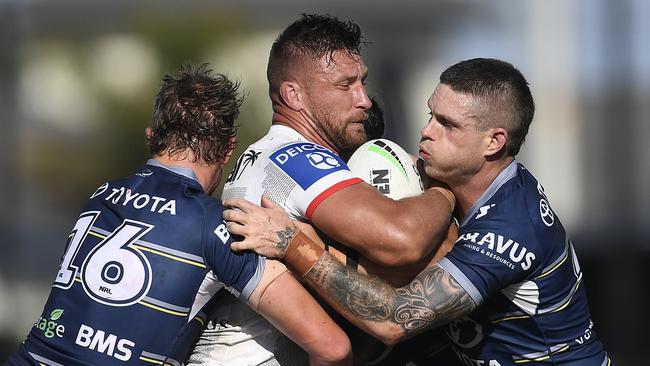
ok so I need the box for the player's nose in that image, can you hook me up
[354,86,372,110]
[421,119,439,141]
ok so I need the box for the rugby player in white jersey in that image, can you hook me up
[189,14,456,366]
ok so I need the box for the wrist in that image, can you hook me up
[284,231,326,277]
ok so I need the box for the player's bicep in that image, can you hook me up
[246,259,288,309]
[311,182,395,252]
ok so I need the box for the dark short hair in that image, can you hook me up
[364,96,385,140]
[440,58,535,156]
[148,64,243,164]
[267,13,366,92]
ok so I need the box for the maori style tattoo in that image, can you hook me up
[276,225,298,258]
[306,254,475,337]
[393,267,473,332]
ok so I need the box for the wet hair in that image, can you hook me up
[440,58,535,156]
[148,64,243,164]
[267,13,367,92]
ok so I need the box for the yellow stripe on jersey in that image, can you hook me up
[194,316,205,326]
[555,344,570,354]
[514,344,570,363]
[549,276,583,314]
[132,244,206,268]
[139,356,164,364]
[491,314,530,324]
[515,355,550,363]
[88,231,106,239]
[87,229,206,268]
[535,251,568,279]
[139,300,188,317]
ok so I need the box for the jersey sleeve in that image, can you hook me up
[203,200,264,301]
[266,142,362,219]
[438,225,538,307]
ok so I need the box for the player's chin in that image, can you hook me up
[424,164,450,182]
[419,158,438,176]
[346,126,368,146]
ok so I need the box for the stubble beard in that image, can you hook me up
[423,157,452,185]
[313,106,368,153]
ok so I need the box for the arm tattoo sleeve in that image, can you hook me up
[306,253,476,338]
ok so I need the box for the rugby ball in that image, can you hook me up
[347,139,424,199]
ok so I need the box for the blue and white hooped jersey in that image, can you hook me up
[439,161,611,365]
[6,161,263,366]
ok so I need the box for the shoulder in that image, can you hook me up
[183,191,225,223]
[268,142,350,186]
[458,164,567,269]
[224,126,308,185]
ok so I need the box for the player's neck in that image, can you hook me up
[153,153,221,195]
[451,156,514,220]
[272,104,341,154]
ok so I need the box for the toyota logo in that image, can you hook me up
[539,199,554,226]
[306,152,340,170]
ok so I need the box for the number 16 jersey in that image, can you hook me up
[5,160,264,366]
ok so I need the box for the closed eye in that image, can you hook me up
[434,114,455,129]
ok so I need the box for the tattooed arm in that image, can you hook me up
[302,250,475,345]
[225,197,476,345]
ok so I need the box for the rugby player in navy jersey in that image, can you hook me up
[3,64,352,366]
[225,58,613,365]
[189,14,459,366]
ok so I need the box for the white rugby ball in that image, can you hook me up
[347,139,424,199]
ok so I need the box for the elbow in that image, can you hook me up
[381,336,400,347]
[308,336,352,365]
[374,327,408,347]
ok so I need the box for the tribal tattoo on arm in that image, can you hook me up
[305,253,476,341]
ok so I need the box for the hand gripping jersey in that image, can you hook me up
[189,125,362,365]
[5,160,263,366]
[439,161,611,366]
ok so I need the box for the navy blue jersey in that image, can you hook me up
[5,160,263,366]
[439,161,610,366]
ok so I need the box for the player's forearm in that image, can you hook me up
[286,231,476,346]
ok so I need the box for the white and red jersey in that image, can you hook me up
[222,124,362,220]
[189,125,362,366]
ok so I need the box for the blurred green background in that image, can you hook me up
[1,1,648,364]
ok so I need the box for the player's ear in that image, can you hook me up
[223,137,237,165]
[484,127,508,157]
[279,80,303,111]
[145,127,154,140]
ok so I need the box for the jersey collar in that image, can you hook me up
[269,124,310,142]
[459,160,519,228]
[146,159,200,184]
